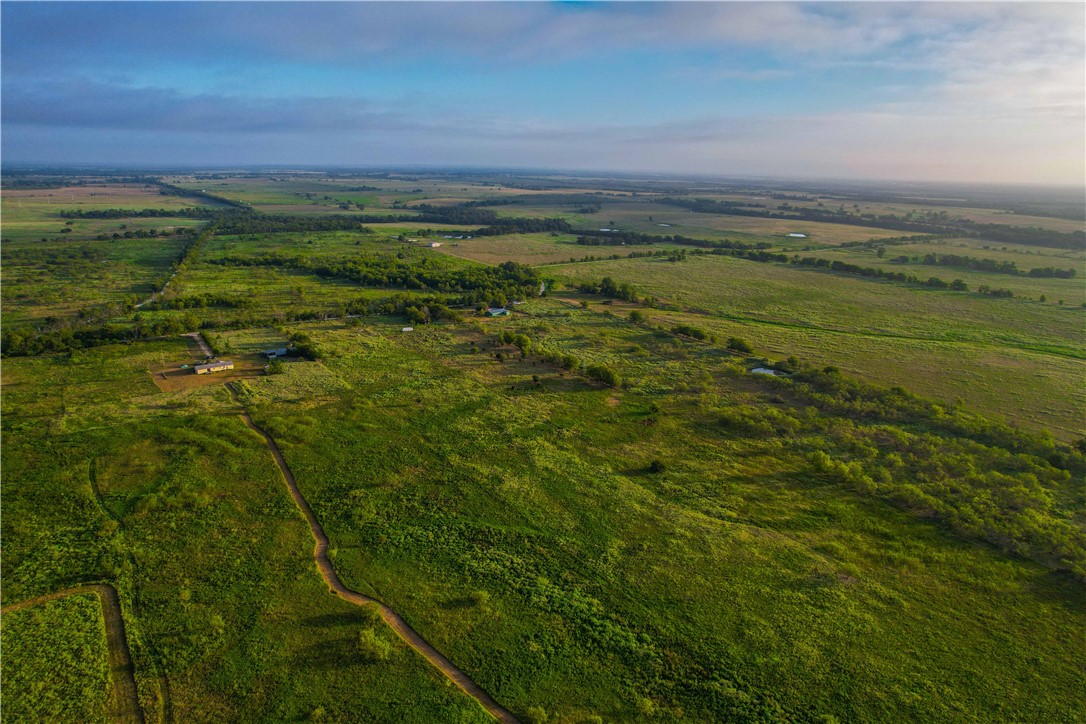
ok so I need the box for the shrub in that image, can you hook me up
[355,628,391,662]
[726,337,753,353]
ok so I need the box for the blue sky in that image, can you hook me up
[3,2,1083,184]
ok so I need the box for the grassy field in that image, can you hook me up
[806,246,1083,303]
[3,171,1084,721]
[549,255,1084,438]
[497,199,907,245]
[228,315,1085,721]
[1,235,189,328]
[1,593,112,722]
[0,341,492,722]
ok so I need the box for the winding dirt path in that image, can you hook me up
[2,583,144,723]
[181,332,213,357]
[229,387,518,723]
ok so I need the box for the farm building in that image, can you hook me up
[194,360,234,375]
[485,307,510,317]
[430,242,442,248]
[262,348,289,358]
[787,232,808,238]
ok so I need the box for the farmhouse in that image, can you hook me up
[194,360,234,375]
[485,307,510,317]
[430,242,443,248]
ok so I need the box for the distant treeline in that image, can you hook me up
[59,207,221,220]
[897,253,1077,278]
[155,182,251,209]
[207,253,542,305]
[575,230,770,251]
[658,197,1086,249]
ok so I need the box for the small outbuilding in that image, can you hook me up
[262,347,289,358]
[485,307,510,317]
[430,242,443,248]
[194,360,234,375]
[787,233,808,238]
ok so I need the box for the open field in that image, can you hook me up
[550,255,1084,356]
[496,199,907,245]
[809,249,1083,303]
[1,592,112,722]
[3,170,1084,720]
[239,316,1084,721]
[549,255,1085,438]
[433,232,688,266]
[0,340,493,722]
[1,235,188,328]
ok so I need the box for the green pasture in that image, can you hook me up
[550,255,1084,356]
[227,316,1085,722]
[1,235,188,328]
[0,342,492,723]
[810,246,1083,303]
[1,593,112,723]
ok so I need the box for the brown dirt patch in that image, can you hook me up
[149,353,266,392]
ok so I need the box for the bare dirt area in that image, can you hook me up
[150,353,266,393]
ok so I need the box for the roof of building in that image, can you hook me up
[195,360,234,372]
[485,307,510,316]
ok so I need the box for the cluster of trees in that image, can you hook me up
[759,365,1086,578]
[575,230,769,251]
[156,182,250,209]
[92,228,187,241]
[564,249,688,264]
[208,253,542,306]
[211,213,380,235]
[141,292,249,311]
[898,252,1077,278]
[493,329,622,387]
[790,256,971,291]
[574,276,639,303]
[59,207,222,220]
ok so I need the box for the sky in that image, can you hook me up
[2,1,1084,185]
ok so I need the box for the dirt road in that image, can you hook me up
[230,388,518,723]
[2,583,144,723]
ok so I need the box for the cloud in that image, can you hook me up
[3,79,419,134]
[2,2,1082,184]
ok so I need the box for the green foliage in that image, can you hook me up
[356,628,393,662]
[726,337,754,353]
[1,594,111,721]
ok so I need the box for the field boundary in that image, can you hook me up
[2,583,144,723]
[227,384,519,724]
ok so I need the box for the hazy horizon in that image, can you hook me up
[3,2,1084,186]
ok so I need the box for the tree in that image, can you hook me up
[726,337,753,354]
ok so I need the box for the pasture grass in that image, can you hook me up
[1,593,112,723]
[230,316,1085,722]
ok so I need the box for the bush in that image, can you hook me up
[726,337,753,353]
[356,628,392,662]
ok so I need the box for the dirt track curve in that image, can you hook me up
[2,583,144,723]
[230,386,518,723]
